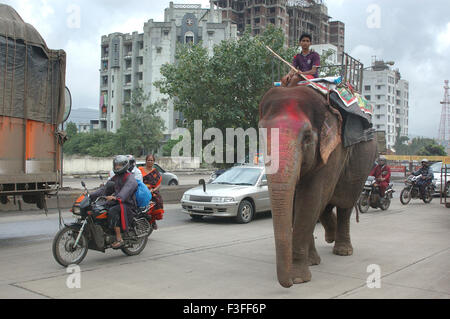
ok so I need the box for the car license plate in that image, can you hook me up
[192,205,204,210]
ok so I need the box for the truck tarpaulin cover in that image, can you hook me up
[0,4,66,124]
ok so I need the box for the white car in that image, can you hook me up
[136,162,179,186]
[181,165,270,223]
[430,162,450,195]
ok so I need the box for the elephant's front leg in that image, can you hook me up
[291,190,322,283]
[333,207,353,256]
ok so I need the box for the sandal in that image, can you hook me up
[111,240,124,249]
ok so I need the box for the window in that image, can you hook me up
[111,121,113,129]
[364,85,371,91]
[365,95,371,100]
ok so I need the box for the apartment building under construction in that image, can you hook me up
[213,0,344,56]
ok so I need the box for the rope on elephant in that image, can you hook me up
[354,204,360,223]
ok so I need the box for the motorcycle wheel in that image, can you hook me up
[358,194,370,213]
[121,232,148,256]
[52,226,88,267]
[422,189,433,204]
[380,198,391,210]
[400,188,412,205]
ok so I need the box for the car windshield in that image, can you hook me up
[212,167,262,186]
[431,162,450,173]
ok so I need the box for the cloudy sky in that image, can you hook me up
[1,0,449,138]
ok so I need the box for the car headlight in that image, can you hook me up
[182,194,190,201]
[211,196,235,203]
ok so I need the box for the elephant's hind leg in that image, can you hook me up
[333,207,354,256]
[319,204,337,244]
[308,235,321,266]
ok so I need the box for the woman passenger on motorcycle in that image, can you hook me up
[138,154,164,229]
[91,155,138,249]
[412,159,434,197]
[369,155,391,198]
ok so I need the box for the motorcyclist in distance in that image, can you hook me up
[369,155,391,200]
[411,159,434,198]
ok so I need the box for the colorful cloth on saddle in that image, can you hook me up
[333,87,373,115]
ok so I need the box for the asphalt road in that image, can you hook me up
[0,184,449,299]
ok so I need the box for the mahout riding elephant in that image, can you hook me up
[258,86,377,288]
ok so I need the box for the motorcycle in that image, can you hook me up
[357,176,395,213]
[52,181,154,267]
[400,175,435,205]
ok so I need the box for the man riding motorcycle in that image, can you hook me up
[411,159,434,198]
[91,155,138,249]
[369,155,391,199]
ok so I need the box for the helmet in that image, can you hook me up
[113,155,130,175]
[421,158,429,166]
[378,155,387,164]
[126,154,136,172]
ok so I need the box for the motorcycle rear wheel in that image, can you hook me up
[358,194,370,213]
[400,189,411,205]
[121,233,148,256]
[52,226,88,267]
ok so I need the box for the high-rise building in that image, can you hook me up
[329,20,344,62]
[214,0,342,48]
[362,59,409,150]
[213,0,289,40]
[99,2,237,134]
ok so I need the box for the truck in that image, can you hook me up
[0,4,70,210]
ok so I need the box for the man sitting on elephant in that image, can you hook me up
[281,33,321,87]
[369,155,391,199]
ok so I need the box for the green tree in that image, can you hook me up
[417,143,447,156]
[318,48,341,78]
[65,121,77,138]
[116,87,166,156]
[155,24,296,134]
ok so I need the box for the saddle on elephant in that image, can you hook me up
[277,71,375,154]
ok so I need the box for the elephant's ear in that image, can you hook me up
[320,111,341,164]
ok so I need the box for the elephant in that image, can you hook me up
[258,85,377,288]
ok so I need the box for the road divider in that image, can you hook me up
[0,185,195,212]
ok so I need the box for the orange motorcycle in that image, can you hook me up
[52,181,154,267]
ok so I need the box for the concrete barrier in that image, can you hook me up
[0,185,194,212]
[63,155,201,175]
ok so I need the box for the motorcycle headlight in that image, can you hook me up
[72,206,81,215]
[211,196,235,203]
[182,194,190,201]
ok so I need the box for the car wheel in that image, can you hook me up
[235,200,254,224]
[168,180,178,186]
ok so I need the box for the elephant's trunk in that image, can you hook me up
[265,124,304,288]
